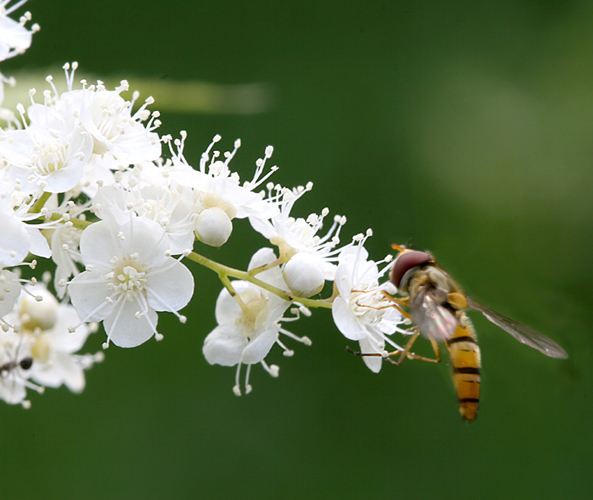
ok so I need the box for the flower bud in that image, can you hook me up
[195,207,233,247]
[283,253,325,297]
[20,288,59,331]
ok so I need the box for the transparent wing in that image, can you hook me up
[411,286,458,341]
[466,298,568,359]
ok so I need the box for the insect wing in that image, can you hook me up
[411,286,458,341]
[466,298,568,359]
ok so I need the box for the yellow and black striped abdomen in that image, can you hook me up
[445,313,481,422]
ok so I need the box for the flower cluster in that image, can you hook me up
[0,281,101,407]
[0,1,411,406]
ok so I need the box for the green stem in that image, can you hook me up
[186,250,333,310]
[248,257,284,276]
[47,213,93,231]
[28,191,52,214]
[27,192,94,231]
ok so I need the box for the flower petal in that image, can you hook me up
[241,328,277,364]
[332,297,368,341]
[103,299,158,348]
[203,325,247,366]
[358,336,384,373]
[146,260,194,312]
[69,271,112,322]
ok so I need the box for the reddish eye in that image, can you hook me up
[390,251,432,288]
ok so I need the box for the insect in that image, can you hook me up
[0,356,33,376]
[388,244,568,422]
[0,332,35,406]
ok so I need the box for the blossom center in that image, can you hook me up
[94,92,131,142]
[349,287,386,324]
[111,263,147,300]
[33,141,67,176]
[31,333,51,363]
[235,289,267,333]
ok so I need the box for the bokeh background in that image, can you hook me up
[2,1,592,498]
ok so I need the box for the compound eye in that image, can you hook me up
[390,251,432,288]
[19,357,33,370]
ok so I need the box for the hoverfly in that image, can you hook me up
[388,244,568,422]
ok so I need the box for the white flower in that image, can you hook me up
[203,247,311,395]
[0,195,30,267]
[332,234,404,373]
[0,268,22,318]
[76,153,116,198]
[0,329,33,406]
[92,183,196,255]
[0,2,38,127]
[0,1,39,63]
[167,133,279,247]
[13,284,99,393]
[49,225,82,298]
[0,102,93,193]
[68,216,194,348]
[0,189,52,262]
[250,184,347,290]
[6,62,162,190]
[0,283,101,406]
[54,65,162,165]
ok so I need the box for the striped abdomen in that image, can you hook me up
[445,313,481,422]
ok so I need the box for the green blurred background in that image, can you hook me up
[2,1,592,498]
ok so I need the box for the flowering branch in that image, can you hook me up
[0,0,409,406]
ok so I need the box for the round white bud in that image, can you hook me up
[195,207,233,247]
[283,253,325,298]
[20,288,59,331]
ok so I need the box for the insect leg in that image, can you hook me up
[378,291,412,320]
[346,330,441,365]
[345,346,382,357]
[383,331,440,365]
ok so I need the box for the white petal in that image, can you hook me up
[80,217,169,270]
[0,379,27,405]
[247,247,286,289]
[49,307,91,353]
[122,218,170,265]
[69,271,112,322]
[248,247,277,269]
[332,297,367,341]
[31,352,85,392]
[358,336,384,373]
[203,325,247,366]
[214,283,248,325]
[26,226,51,259]
[103,300,157,348]
[0,215,29,266]
[241,328,277,364]
[146,260,194,312]
[78,220,122,268]
[0,270,21,317]
[248,216,276,240]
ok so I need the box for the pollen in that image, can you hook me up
[33,140,66,176]
[112,262,147,300]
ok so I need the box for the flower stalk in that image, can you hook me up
[0,0,404,404]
